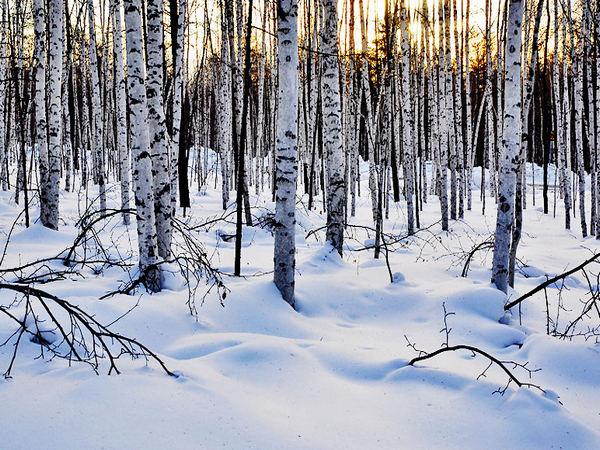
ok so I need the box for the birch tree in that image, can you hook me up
[400,0,415,235]
[33,0,49,226]
[274,0,299,307]
[438,0,449,231]
[0,0,6,192]
[87,0,107,214]
[124,0,161,291]
[491,0,524,294]
[358,0,378,228]
[44,0,64,230]
[170,0,187,211]
[218,3,231,210]
[146,0,172,258]
[322,0,345,255]
[566,0,587,237]
[552,0,571,230]
[112,0,130,225]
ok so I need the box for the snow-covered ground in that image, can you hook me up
[1,162,599,449]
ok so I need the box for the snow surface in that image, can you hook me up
[1,161,599,450]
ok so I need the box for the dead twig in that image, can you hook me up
[0,283,176,378]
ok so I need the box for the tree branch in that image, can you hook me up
[504,252,600,311]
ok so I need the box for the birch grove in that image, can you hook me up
[1,0,599,298]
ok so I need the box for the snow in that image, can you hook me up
[1,161,600,449]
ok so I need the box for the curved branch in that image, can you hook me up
[408,344,524,387]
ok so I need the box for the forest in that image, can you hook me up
[1,0,600,448]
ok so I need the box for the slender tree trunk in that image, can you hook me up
[147,0,172,258]
[33,0,49,226]
[0,0,6,193]
[233,0,253,276]
[567,2,587,237]
[323,0,344,255]
[218,5,231,210]
[274,0,298,307]
[87,0,106,214]
[492,0,523,294]
[553,0,571,230]
[358,0,377,229]
[438,0,449,231]
[465,0,473,211]
[44,0,64,230]
[400,0,415,234]
[112,0,130,225]
[124,0,161,291]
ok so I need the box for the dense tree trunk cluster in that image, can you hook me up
[0,0,599,300]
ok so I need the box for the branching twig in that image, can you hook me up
[461,239,494,278]
[440,302,455,347]
[408,344,544,394]
[0,283,176,378]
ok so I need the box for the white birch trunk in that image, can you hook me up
[274,0,299,307]
[596,5,600,238]
[568,5,586,237]
[445,0,457,220]
[87,0,106,214]
[583,3,595,236]
[452,0,464,219]
[124,0,161,291]
[322,0,344,255]
[218,13,231,210]
[553,0,571,229]
[358,0,377,227]
[347,0,357,217]
[80,31,91,189]
[147,0,172,258]
[46,0,63,230]
[400,0,415,234]
[61,12,72,193]
[34,0,49,226]
[464,0,472,211]
[438,0,449,230]
[171,0,187,211]
[255,1,267,196]
[420,0,429,205]
[491,0,523,294]
[0,0,6,192]
[112,0,130,225]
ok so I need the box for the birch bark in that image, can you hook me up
[87,0,107,214]
[0,0,5,192]
[323,0,344,255]
[553,0,571,229]
[400,0,415,234]
[146,0,172,258]
[438,0,449,230]
[274,0,299,307]
[170,0,187,210]
[567,2,587,237]
[112,0,130,225]
[491,0,523,294]
[218,6,231,210]
[358,0,377,227]
[464,0,473,211]
[33,0,49,226]
[46,0,64,230]
[124,0,161,291]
